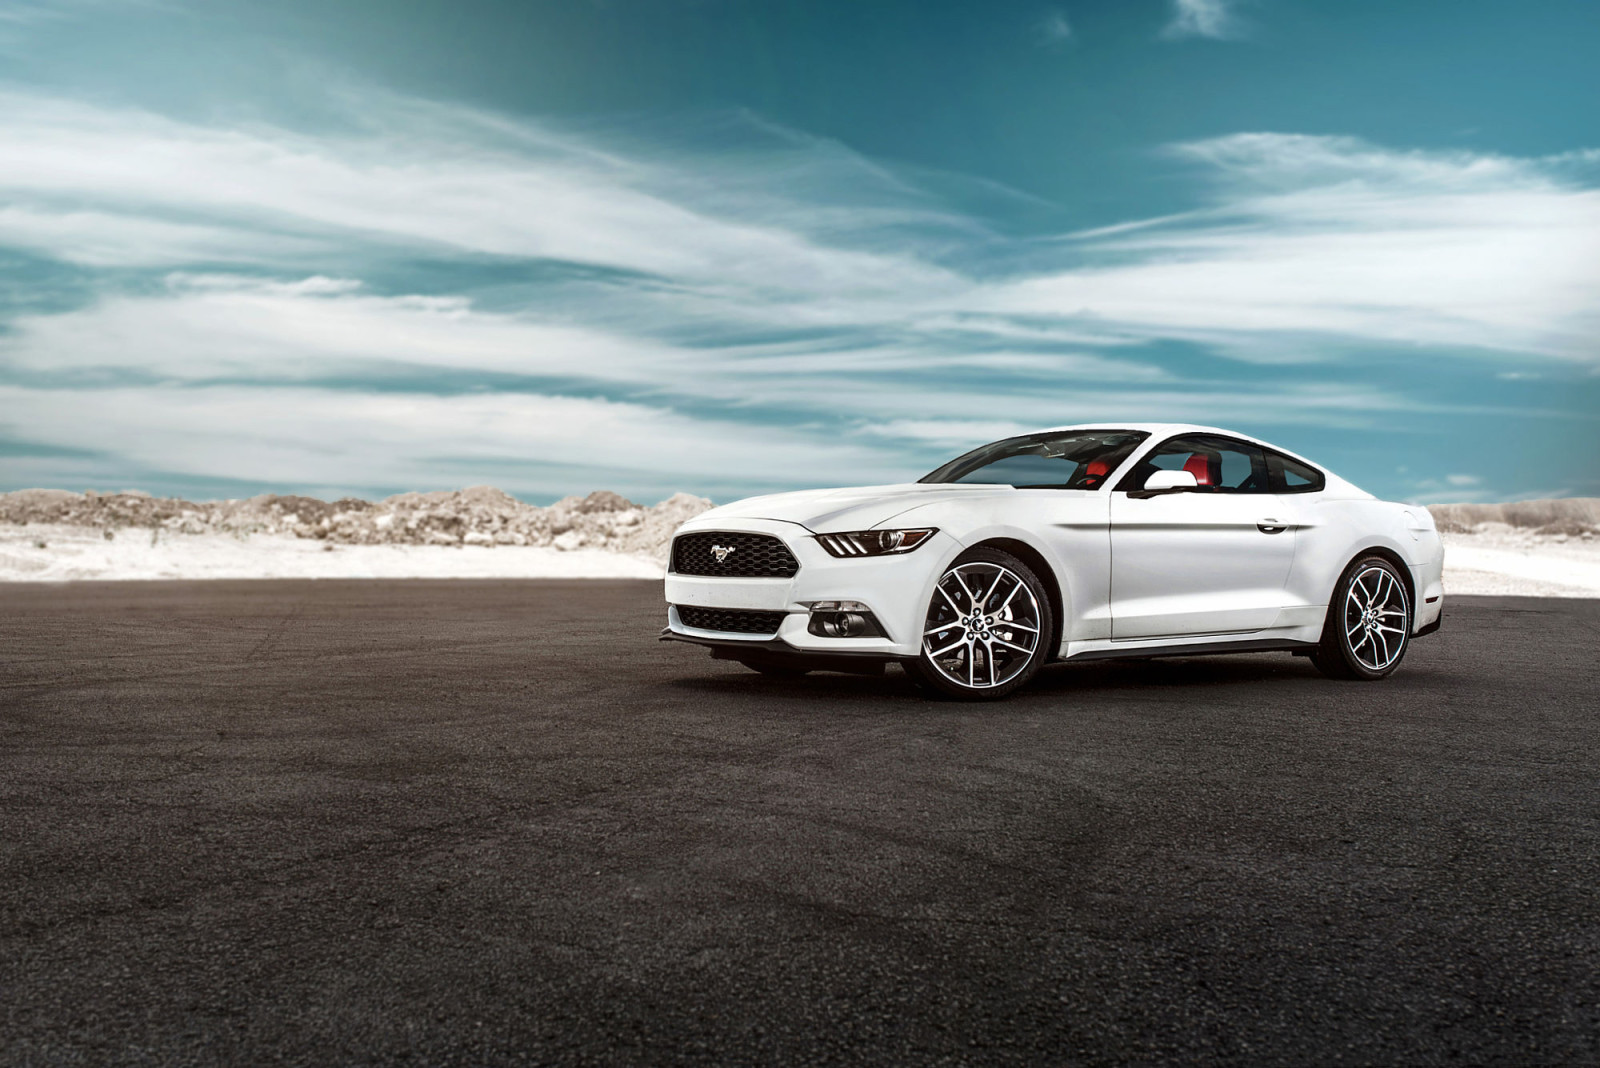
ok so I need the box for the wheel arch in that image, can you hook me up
[966,537,1066,661]
[1329,544,1417,632]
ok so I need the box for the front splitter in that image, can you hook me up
[659,627,911,675]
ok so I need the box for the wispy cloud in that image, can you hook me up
[983,134,1600,362]
[0,91,968,300]
[0,87,1595,500]
[1162,0,1244,40]
[1037,9,1073,47]
[0,383,907,502]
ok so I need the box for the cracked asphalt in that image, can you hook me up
[1,580,1596,1065]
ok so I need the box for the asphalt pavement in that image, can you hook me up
[1,580,1596,1066]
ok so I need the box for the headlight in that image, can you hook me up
[815,528,937,557]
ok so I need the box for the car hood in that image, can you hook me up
[690,483,1020,532]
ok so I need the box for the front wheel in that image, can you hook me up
[906,547,1053,700]
[1311,555,1413,680]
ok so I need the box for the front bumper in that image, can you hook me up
[1410,550,1445,637]
[662,518,959,658]
[659,628,908,673]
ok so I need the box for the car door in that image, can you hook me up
[1109,434,1297,639]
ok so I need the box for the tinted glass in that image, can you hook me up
[1117,435,1270,494]
[1267,451,1326,493]
[921,430,1148,489]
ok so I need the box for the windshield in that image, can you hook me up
[919,430,1148,489]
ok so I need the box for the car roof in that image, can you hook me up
[1030,422,1258,441]
[950,422,1370,498]
[1027,422,1322,466]
[1030,422,1336,476]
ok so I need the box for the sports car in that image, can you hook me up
[661,424,1444,699]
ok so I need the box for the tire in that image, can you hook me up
[906,546,1054,701]
[1311,555,1413,680]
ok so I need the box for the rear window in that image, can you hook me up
[1267,451,1326,493]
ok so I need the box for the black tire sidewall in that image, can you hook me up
[909,546,1054,701]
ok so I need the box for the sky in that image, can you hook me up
[0,0,1597,505]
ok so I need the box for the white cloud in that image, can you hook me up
[0,384,906,499]
[0,269,1437,496]
[0,91,961,302]
[0,273,692,383]
[0,87,1597,498]
[3,92,1595,370]
[1162,0,1243,40]
[981,134,1600,362]
[1038,9,1073,45]
[0,205,327,267]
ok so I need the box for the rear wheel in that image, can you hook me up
[907,547,1053,700]
[1312,555,1412,680]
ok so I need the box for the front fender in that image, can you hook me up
[922,520,1101,652]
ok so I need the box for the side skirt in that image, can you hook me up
[1064,637,1320,663]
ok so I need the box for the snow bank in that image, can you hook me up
[0,486,712,557]
[0,485,712,581]
[0,525,664,581]
[2,488,1597,594]
[1428,498,1600,535]
[1439,531,1600,598]
[0,486,712,581]
[1426,499,1600,597]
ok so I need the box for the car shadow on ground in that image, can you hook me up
[1030,653,1323,692]
[667,652,1331,703]
[666,665,922,705]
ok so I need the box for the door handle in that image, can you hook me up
[1257,519,1288,535]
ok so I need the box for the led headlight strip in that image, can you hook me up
[814,528,937,557]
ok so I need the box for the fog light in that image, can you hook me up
[828,613,867,637]
[807,602,886,639]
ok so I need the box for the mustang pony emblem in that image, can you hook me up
[710,544,735,563]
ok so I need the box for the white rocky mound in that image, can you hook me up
[0,487,712,581]
[1427,498,1600,598]
[1,489,1597,593]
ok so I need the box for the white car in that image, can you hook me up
[662,423,1444,699]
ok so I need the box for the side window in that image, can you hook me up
[1117,435,1271,494]
[1267,450,1326,493]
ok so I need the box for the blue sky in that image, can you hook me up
[0,0,1596,505]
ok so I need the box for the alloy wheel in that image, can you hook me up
[1341,564,1409,672]
[921,561,1044,691]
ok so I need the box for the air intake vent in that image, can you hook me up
[671,532,799,578]
[675,606,787,635]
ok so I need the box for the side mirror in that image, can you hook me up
[1128,469,1198,499]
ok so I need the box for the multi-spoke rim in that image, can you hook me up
[1342,565,1409,672]
[921,562,1042,690]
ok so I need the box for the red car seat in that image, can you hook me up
[1182,452,1220,486]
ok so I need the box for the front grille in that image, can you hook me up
[675,606,787,635]
[671,532,799,578]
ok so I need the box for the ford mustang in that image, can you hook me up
[661,424,1444,699]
